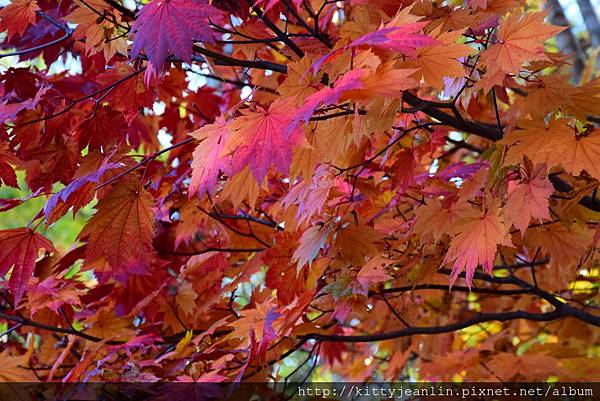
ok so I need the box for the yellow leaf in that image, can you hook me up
[175,330,193,356]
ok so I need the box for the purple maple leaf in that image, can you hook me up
[130,0,222,67]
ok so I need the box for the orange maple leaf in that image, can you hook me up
[443,206,511,286]
[480,12,564,84]
[411,30,474,90]
[503,163,554,234]
[501,118,572,167]
[550,126,600,180]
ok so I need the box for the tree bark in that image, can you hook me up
[546,0,586,82]
[576,0,600,47]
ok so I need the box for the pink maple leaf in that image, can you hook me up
[130,0,222,68]
[228,98,302,182]
[287,69,368,136]
[349,23,437,54]
[312,23,437,72]
[188,116,231,197]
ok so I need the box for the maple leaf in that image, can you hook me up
[315,21,437,72]
[282,164,334,225]
[262,231,301,303]
[414,199,469,242]
[95,63,154,124]
[480,12,564,82]
[550,126,600,180]
[289,69,368,132]
[0,0,39,40]
[334,224,381,265]
[227,98,302,183]
[503,162,553,234]
[292,223,332,269]
[563,77,600,121]
[0,85,48,124]
[0,228,55,304]
[79,178,155,279]
[224,301,279,350]
[288,67,417,135]
[173,200,205,247]
[27,276,81,316]
[86,310,136,341]
[312,117,352,163]
[487,352,567,381]
[411,30,474,90]
[355,255,393,294]
[514,75,574,118]
[443,205,512,286]
[44,161,120,224]
[0,141,19,188]
[220,166,262,208]
[255,0,302,11]
[351,66,420,99]
[349,23,437,55]
[523,223,592,276]
[130,0,222,67]
[501,118,572,167]
[66,0,127,60]
[76,105,128,150]
[189,116,230,197]
[0,350,37,381]
[277,56,320,102]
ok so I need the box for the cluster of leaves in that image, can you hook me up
[0,0,598,383]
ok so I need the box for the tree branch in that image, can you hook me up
[0,12,73,59]
[303,309,565,342]
[192,45,287,73]
[245,0,305,58]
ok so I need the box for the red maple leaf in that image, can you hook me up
[0,228,55,304]
[0,0,39,40]
[76,106,128,150]
[130,0,222,68]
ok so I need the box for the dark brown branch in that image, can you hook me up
[549,174,600,212]
[281,0,333,48]
[158,247,265,256]
[373,284,530,297]
[437,267,600,328]
[95,137,194,190]
[245,0,305,58]
[104,0,137,20]
[0,12,73,59]
[303,309,565,342]
[402,92,502,141]
[17,68,146,127]
[0,310,108,344]
[192,45,287,73]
